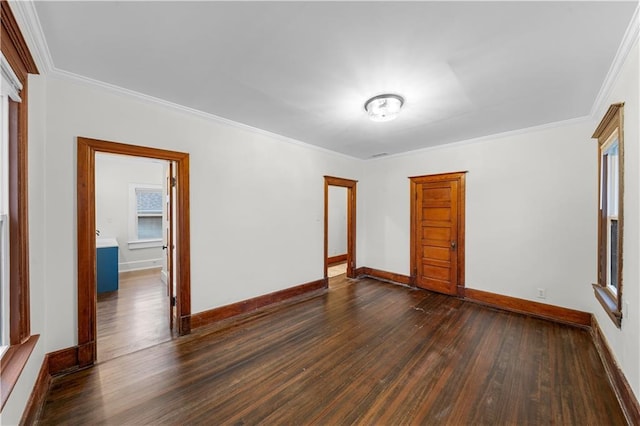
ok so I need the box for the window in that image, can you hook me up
[592,103,624,328]
[0,0,40,409]
[136,188,163,239]
[0,76,10,355]
[1,51,22,353]
[128,184,163,249]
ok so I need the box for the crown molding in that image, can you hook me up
[590,3,639,119]
[9,0,638,162]
[49,69,362,162]
[7,0,53,74]
[6,2,360,161]
[370,115,593,162]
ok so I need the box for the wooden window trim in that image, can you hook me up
[0,0,39,411]
[592,102,624,328]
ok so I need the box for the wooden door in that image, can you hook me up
[411,172,466,296]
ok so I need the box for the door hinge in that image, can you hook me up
[171,177,177,188]
[171,296,176,307]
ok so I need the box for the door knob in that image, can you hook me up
[451,241,457,250]
[162,245,168,250]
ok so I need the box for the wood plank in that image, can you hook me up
[37,278,624,425]
[97,270,172,363]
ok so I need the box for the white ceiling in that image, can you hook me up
[32,1,637,159]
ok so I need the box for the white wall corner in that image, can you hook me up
[590,3,640,120]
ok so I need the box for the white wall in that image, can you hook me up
[361,120,597,312]
[328,186,347,257]
[32,75,363,355]
[589,38,640,402]
[95,154,164,272]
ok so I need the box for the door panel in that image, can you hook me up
[412,173,465,296]
[422,207,451,221]
[423,187,452,201]
[422,226,450,241]
[424,264,451,280]
[423,246,451,261]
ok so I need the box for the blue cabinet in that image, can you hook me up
[97,239,119,293]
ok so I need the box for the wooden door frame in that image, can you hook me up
[324,176,357,280]
[77,137,191,367]
[410,171,466,296]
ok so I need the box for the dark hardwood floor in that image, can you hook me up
[97,268,173,362]
[39,276,624,425]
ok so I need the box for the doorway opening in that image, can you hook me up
[94,153,173,362]
[410,172,466,296]
[327,185,348,280]
[77,137,191,367]
[324,176,357,287]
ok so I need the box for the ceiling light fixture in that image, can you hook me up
[364,94,404,122]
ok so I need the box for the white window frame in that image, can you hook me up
[601,131,619,296]
[0,214,9,357]
[0,51,21,354]
[128,183,163,249]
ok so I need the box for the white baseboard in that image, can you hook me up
[119,258,163,272]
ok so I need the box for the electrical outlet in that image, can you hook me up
[537,288,546,299]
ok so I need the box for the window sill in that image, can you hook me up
[0,334,39,410]
[128,239,162,250]
[592,284,622,328]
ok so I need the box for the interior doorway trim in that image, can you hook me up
[410,171,466,296]
[77,137,191,367]
[324,176,357,279]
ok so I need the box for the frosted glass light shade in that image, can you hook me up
[364,94,404,122]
